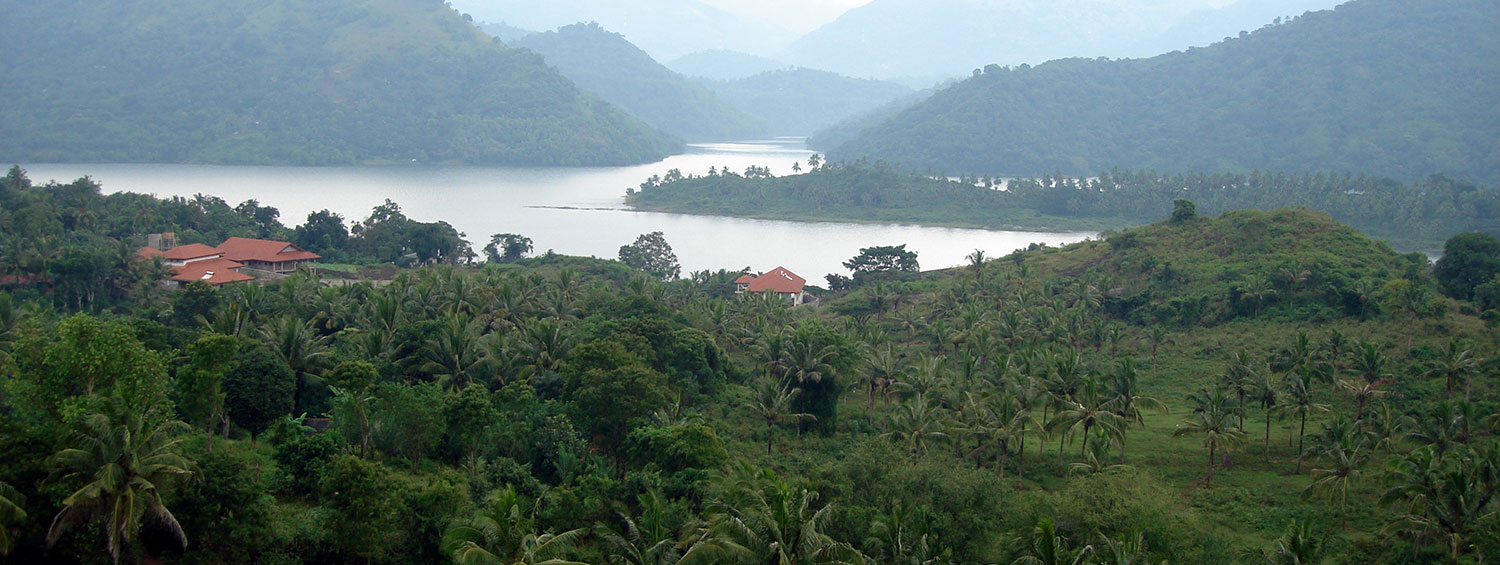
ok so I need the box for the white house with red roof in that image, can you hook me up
[734,267,818,307]
[138,236,320,287]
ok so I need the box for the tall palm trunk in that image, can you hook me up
[766,422,774,455]
[1295,412,1307,473]
[1017,435,1026,489]
[996,440,1006,481]
[1207,442,1216,487]
[1264,411,1272,464]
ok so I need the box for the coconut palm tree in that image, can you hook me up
[884,394,949,457]
[46,396,196,564]
[421,315,496,391]
[1050,376,1126,464]
[1379,445,1500,564]
[444,489,587,565]
[778,332,837,386]
[1245,520,1325,565]
[1276,368,1329,473]
[260,315,330,381]
[1252,367,1281,464]
[1173,387,1247,487]
[1010,375,1047,487]
[1302,437,1368,529]
[518,318,572,376]
[1144,327,1172,381]
[1424,339,1479,402]
[1104,359,1167,462]
[1401,401,1466,462]
[702,477,865,564]
[1067,430,1133,477]
[1240,274,1277,316]
[863,502,944,565]
[0,481,25,557]
[745,379,816,455]
[862,343,907,409]
[594,490,681,565]
[1337,377,1389,423]
[1011,517,1092,565]
[1222,351,1257,428]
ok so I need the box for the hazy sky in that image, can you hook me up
[700,0,875,33]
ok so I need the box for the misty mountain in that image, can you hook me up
[0,0,681,166]
[823,0,1500,184]
[448,0,796,60]
[666,50,790,81]
[807,85,949,151]
[704,69,914,136]
[780,0,1343,79]
[513,23,765,141]
[476,20,536,43]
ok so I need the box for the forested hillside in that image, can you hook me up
[704,69,913,136]
[513,23,766,141]
[1,167,1498,562]
[0,0,681,166]
[823,0,1500,185]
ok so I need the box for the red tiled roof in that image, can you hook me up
[137,246,165,261]
[745,267,805,295]
[734,274,756,285]
[215,237,321,263]
[169,257,254,285]
[161,243,221,261]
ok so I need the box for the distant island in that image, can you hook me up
[626,159,1500,252]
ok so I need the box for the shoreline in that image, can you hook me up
[623,201,1125,235]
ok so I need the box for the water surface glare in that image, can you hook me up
[23,139,1097,281]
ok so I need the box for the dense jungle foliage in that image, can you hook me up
[1,166,1498,564]
[627,159,1500,252]
[0,0,681,166]
[513,23,767,142]
[821,0,1500,186]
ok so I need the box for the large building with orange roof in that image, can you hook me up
[734,266,818,307]
[138,236,320,287]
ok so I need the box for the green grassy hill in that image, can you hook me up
[0,0,681,166]
[1023,207,1420,327]
[2,171,1495,563]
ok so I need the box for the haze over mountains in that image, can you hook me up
[454,0,1343,80]
[504,23,914,139]
[513,23,766,141]
[780,0,1345,79]
[450,0,797,61]
[822,0,1500,185]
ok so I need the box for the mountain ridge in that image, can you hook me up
[0,0,682,166]
[513,23,767,141]
[822,0,1500,184]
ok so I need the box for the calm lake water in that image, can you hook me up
[22,139,1096,282]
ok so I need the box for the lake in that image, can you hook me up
[21,139,1097,282]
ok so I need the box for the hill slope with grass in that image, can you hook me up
[823,0,1500,185]
[1026,206,1424,327]
[0,0,681,166]
[514,23,766,141]
[1,169,1495,563]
